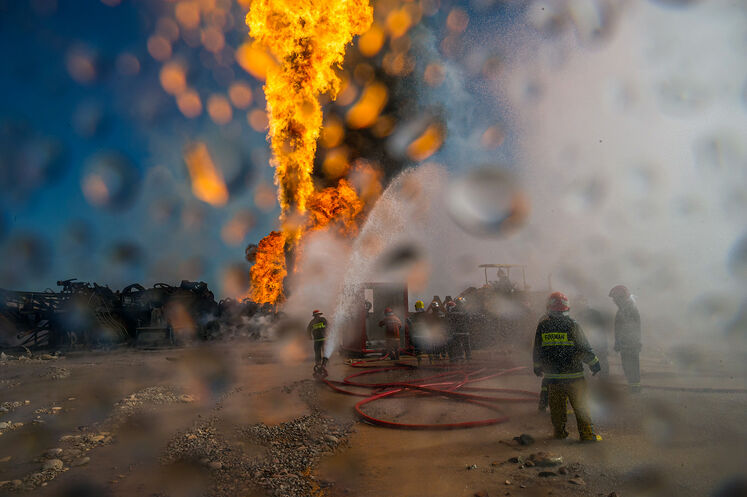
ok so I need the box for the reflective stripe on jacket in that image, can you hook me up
[307,316,328,341]
[532,313,598,381]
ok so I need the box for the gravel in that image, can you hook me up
[162,380,354,497]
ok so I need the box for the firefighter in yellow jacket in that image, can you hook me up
[533,292,602,441]
[308,310,328,378]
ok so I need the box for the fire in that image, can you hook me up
[307,179,364,235]
[245,0,373,304]
[249,230,288,304]
[246,0,372,222]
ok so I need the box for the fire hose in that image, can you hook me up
[322,360,538,430]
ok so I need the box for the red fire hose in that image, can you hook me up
[322,360,538,430]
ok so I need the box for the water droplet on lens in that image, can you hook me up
[376,243,422,271]
[446,166,529,236]
[62,220,95,255]
[712,477,747,497]
[245,243,258,264]
[727,233,747,279]
[81,152,141,210]
[0,233,52,286]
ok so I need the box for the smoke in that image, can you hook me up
[324,163,448,356]
[282,0,745,363]
[282,230,353,323]
[493,0,746,351]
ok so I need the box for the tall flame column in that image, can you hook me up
[246,0,372,304]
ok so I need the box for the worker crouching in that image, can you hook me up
[533,292,602,442]
[308,310,328,378]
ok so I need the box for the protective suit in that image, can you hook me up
[533,292,601,441]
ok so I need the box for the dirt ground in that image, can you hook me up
[0,341,745,497]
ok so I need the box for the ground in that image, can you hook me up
[0,342,745,497]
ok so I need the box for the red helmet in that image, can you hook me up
[312,309,322,316]
[547,292,570,312]
[608,285,629,299]
[384,307,393,315]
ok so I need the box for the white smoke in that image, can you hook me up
[494,0,746,349]
[291,0,746,360]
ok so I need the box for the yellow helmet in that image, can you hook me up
[414,300,425,310]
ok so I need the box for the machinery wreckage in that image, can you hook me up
[0,264,549,354]
[0,278,276,349]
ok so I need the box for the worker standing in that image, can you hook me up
[446,298,471,362]
[407,300,428,364]
[609,285,642,393]
[533,292,602,441]
[379,307,402,360]
[308,310,328,378]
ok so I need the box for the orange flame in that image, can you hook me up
[307,179,364,236]
[246,0,372,223]
[246,0,373,304]
[249,230,288,304]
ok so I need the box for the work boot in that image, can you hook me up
[553,429,569,440]
[580,433,603,442]
[538,392,548,412]
[630,384,641,393]
[313,364,327,379]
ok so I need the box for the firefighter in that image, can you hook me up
[407,300,428,364]
[533,292,602,441]
[308,310,328,378]
[453,297,472,361]
[379,307,402,360]
[495,268,516,293]
[609,285,642,393]
[427,299,444,316]
[446,298,471,362]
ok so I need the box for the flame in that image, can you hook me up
[249,230,288,304]
[307,179,364,235]
[246,0,373,304]
[246,0,372,221]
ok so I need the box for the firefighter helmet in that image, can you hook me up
[414,300,425,311]
[384,307,394,316]
[547,292,570,312]
[312,309,322,316]
[609,285,630,299]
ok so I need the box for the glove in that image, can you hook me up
[533,366,543,377]
[590,361,601,375]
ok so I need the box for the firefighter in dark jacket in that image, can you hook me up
[609,285,642,393]
[533,292,602,441]
[379,307,402,360]
[308,310,328,378]
[446,298,471,362]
